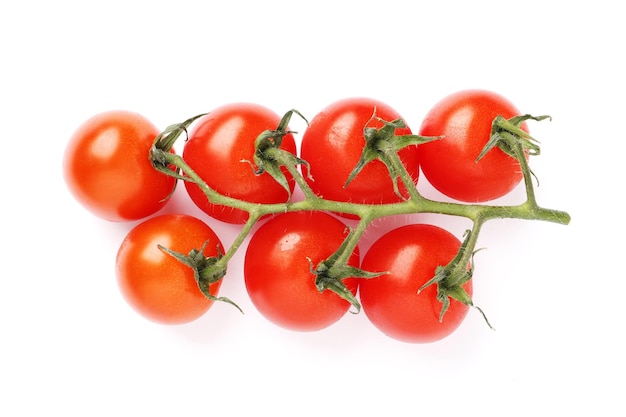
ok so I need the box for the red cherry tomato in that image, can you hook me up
[418,90,528,202]
[63,110,176,222]
[359,224,471,343]
[244,211,359,331]
[300,98,419,211]
[183,103,297,224]
[116,214,224,325]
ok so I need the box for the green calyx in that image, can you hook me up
[249,109,310,197]
[154,113,207,151]
[159,241,243,313]
[418,229,493,329]
[477,114,550,162]
[344,111,441,199]
[310,259,384,314]
[309,225,385,313]
[149,113,207,181]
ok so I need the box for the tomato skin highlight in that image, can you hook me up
[244,211,359,332]
[359,224,470,343]
[115,214,223,325]
[63,110,176,222]
[300,97,419,208]
[418,89,527,202]
[183,103,297,224]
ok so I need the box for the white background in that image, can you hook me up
[1,1,623,415]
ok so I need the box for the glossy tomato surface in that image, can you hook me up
[244,211,359,331]
[63,110,176,222]
[359,224,470,343]
[418,90,527,202]
[300,98,419,207]
[116,214,224,325]
[183,103,297,224]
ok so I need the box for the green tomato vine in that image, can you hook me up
[149,109,570,325]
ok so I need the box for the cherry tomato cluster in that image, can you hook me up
[63,90,570,343]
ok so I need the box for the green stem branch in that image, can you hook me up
[156,146,570,226]
[150,111,571,319]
